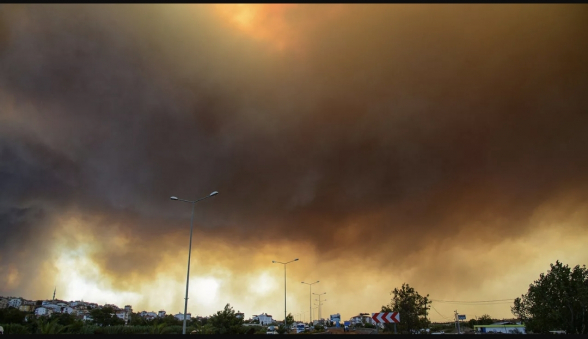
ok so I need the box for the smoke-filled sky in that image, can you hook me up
[1,4,588,323]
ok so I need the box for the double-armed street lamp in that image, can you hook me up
[301,280,319,324]
[313,292,326,322]
[170,191,219,335]
[272,258,299,327]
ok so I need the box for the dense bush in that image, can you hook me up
[1,323,30,334]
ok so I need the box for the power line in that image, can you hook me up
[432,303,512,306]
[429,299,515,304]
[431,305,453,321]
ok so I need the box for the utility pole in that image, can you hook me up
[454,310,461,334]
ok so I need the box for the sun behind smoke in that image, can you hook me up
[212,4,299,53]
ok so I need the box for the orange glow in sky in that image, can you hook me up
[213,4,298,53]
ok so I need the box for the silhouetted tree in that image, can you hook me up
[382,283,431,334]
[0,307,26,324]
[285,313,295,328]
[89,306,124,327]
[207,303,244,334]
[511,260,588,334]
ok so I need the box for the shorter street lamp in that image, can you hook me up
[301,280,319,323]
[313,292,326,321]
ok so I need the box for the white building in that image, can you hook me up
[140,311,158,320]
[252,313,273,325]
[0,299,9,309]
[61,306,75,314]
[35,307,51,316]
[44,304,61,312]
[349,314,376,326]
[174,312,191,321]
[116,310,130,322]
[158,310,166,318]
[8,298,23,308]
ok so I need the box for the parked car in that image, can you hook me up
[296,323,306,333]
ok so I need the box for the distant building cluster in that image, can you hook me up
[0,294,241,325]
[0,295,139,323]
[2,294,371,328]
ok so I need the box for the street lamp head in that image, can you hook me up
[170,196,178,200]
[294,258,299,261]
[210,191,219,196]
[272,261,276,263]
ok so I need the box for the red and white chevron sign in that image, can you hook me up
[371,312,400,323]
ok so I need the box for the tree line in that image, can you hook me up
[379,260,588,334]
[0,303,260,334]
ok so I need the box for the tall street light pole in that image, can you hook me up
[272,258,299,328]
[301,281,319,325]
[313,292,326,322]
[170,191,219,335]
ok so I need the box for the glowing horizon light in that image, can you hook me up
[212,4,299,53]
[55,249,142,305]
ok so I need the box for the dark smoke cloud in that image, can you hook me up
[1,4,587,319]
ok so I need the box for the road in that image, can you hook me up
[324,327,376,335]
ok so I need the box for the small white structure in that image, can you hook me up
[175,312,191,321]
[8,298,23,308]
[158,310,166,318]
[350,314,377,326]
[0,298,9,309]
[252,313,273,325]
[35,307,50,316]
[116,310,130,321]
[61,306,76,314]
[139,311,157,320]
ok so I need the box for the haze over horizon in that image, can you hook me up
[1,4,587,323]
